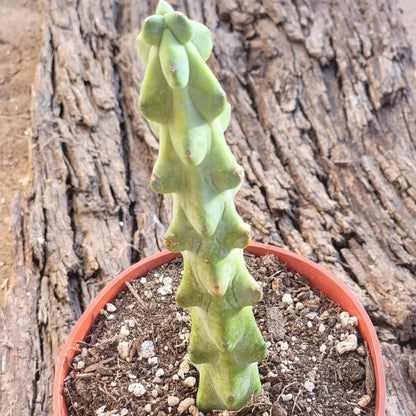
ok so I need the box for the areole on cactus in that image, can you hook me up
[136,1,267,411]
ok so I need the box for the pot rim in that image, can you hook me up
[53,242,386,415]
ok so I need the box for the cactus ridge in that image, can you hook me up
[137,2,267,411]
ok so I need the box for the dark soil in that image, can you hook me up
[64,254,376,416]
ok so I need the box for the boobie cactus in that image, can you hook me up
[136,1,267,411]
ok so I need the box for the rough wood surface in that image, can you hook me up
[1,0,416,414]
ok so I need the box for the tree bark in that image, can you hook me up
[1,0,416,414]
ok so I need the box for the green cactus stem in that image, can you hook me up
[136,2,267,411]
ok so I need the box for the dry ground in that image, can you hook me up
[0,0,41,305]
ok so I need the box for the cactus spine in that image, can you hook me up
[137,2,267,411]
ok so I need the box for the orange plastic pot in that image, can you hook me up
[53,242,386,415]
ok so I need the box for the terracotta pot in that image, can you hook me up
[53,243,386,415]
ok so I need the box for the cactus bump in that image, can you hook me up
[136,2,267,411]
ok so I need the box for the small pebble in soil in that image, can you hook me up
[148,356,158,365]
[155,368,165,377]
[168,396,180,406]
[193,405,206,416]
[119,325,130,336]
[279,341,289,351]
[354,407,362,415]
[358,394,372,407]
[96,405,107,415]
[339,311,351,327]
[282,293,293,305]
[179,359,190,374]
[184,376,196,387]
[106,303,117,313]
[349,316,359,327]
[128,382,146,397]
[117,341,129,360]
[141,340,155,358]
[357,344,366,355]
[336,333,358,354]
[295,301,304,311]
[178,397,195,414]
[304,380,315,392]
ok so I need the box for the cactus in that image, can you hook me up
[136,2,267,411]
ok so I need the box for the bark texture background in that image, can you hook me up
[1,0,416,414]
